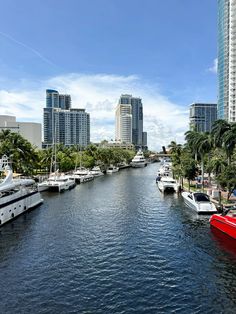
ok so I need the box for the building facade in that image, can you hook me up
[218,0,236,122]
[115,102,132,143]
[189,103,217,132]
[0,115,42,148]
[43,89,90,147]
[117,94,147,149]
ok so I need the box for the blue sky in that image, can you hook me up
[0,0,217,149]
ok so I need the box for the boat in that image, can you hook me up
[130,150,147,168]
[0,155,43,226]
[181,191,217,214]
[106,165,119,174]
[38,171,76,192]
[157,176,179,193]
[157,163,172,177]
[210,207,236,239]
[90,166,104,177]
[70,168,94,183]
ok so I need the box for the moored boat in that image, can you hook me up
[130,150,147,168]
[106,165,119,174]
[38,171,76,192]
[0,155,43,226]
[157,177,179,193]
[90,166,104,177]
[210,208,236,239]
[69,167,94,183]
[182,191,217,214]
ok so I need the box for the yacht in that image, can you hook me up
[0,155,43,226]
[182,191,217,214]
[106,165,119,174]
[70,167,94,183]
[130,150,147,168]
[38,171,76,192]
[157,163,172,177]
[157,177,179,193]
[90,166,104,177]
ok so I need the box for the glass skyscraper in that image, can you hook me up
[44,90,90,147]
[218,0,236,122]
[189,103,217,132]
[118,94,147,149]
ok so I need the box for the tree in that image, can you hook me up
[211,119,231,148]
[216,165,236,200]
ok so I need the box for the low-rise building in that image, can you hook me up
[0,115,42,148]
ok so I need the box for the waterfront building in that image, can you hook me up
[115,102,132,144]
[99,140,134,150]
[189,103,217,132]
[0,115,42,148]
[43,89,90,147]
[218,0,236,122]
[118,94,147,149]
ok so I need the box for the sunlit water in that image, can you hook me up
[0,164,236,313]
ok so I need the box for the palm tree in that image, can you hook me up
[185,130,200,161]
[222,123,236,165]
[194,133,212,191]
[211,119,231,148]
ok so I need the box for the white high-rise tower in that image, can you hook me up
[115,102,132,144]
[218,0,236,122]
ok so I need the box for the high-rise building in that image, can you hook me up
[189,103,217,132]
[218,0,236,122]
[115,102,132,143]
[118,94,147,149]
[43,90,90,147]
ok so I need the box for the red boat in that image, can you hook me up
[210,209,236,239]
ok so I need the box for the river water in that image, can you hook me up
[0,164,236,313]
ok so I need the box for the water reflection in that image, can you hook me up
[211,227,236,259]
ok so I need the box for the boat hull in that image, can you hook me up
[210,214,236,239]
[158,183,177,193]
[130,162,147,168]
[0,191,43,226]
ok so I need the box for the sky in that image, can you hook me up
[0,0,217,150]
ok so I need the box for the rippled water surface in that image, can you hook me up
[1,164,236,313]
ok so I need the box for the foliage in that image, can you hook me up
[216,165,236,200]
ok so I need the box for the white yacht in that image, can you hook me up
[130,150,147,168]
[0,155,43,226]
[70,167,94,183]
[157,177,179,193]
[157,163,172,177]
[106,165,119,174]
[90,166,104,177]
[38,171,76,192]
[182,191,217,214]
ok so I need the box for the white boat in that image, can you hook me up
[106,165,119,174]
[90,166,104,177]
[38,171,76,192]
[181,191,217,214]
[157,177,179,193]
[0,155,43,227]
[157,163,172,177]
[130,150,147,168]
[70,168,94,183]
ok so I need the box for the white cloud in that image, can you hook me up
[208,58,218,74]
[0,73,189,150]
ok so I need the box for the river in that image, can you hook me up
[0,164,236,313]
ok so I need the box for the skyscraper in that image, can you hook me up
[189,103,217,132]
[115,102,132,143]
[218,0,236,122]
[43,90,90,147]
[118,94,147,149]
